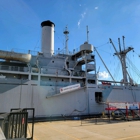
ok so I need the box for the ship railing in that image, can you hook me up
[11,48,39,56]
[98,80,139,86]
[40,81,78,87]
[0,108,34,140]
[9,46,90,56]
[0,65,29,72]
[54,47,80,55]
[47,89,60,97]
[81,111,140,126]
[45,112,87,122]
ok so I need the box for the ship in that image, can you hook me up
[0,20,140,119]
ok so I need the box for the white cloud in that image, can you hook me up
[77,11,86,28]
[99,71,110,79]
[95,7,98,10]
[81,12,86,18]
[78,20,81,26]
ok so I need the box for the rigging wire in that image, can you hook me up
[96,47,112,55]
[95,42,112,54]
[133,49,140,56]
[96,42,109,48]
[111,39,118,44]
[126,56,140,83]
[126,51,137,101]
[96,42,121,79]
[127,50,136,82]
[109,45,112,74]
[113,61,120,81]
[126,52,132,81]
[56,31,65,45]
[34,39,40,51]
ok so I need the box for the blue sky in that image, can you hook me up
[0,0,140,83]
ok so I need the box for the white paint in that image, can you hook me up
[60,84,80,93]
[41,25,54,57]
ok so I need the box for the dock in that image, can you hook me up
[32,120,140,140]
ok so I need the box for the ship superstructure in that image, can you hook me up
[0,20,140,118]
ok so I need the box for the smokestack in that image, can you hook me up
[41,20,55,57]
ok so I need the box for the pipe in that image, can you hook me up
[64,57,72,83]
[0,50,31,63]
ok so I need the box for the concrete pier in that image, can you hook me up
[31,120,140,140]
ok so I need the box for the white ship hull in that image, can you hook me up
[0,81,140,118]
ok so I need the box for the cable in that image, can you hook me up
[113,61,121,81]
[126,56,140,83]
[96,42,109,48]
[69,108,87,116]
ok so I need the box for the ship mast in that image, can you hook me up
[109,37,133,85]
[63,26,69,54]
[86,26,89,43]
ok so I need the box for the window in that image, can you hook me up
[31,75,38,80]
[88,80,95,84]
